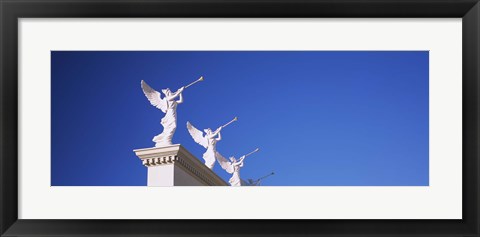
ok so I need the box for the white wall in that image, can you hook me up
[147,164,174,186]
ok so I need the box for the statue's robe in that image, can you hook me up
[229,161,244,186]
[202,138,218,169]
[153,99,178,147]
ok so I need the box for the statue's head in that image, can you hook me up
[204,128,213,135]
[229,157,236,163]
[162,88,172,96]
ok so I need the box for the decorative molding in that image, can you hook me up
[133,145,228,186]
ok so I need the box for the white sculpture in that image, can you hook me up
[217,148,259,186]
[186,117,237,169]
[141,77,203,147]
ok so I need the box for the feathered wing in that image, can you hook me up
[215,151,234,174]
[141,80,167,113]
[186,121,208,148]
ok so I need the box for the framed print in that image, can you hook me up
[1,0,479,236]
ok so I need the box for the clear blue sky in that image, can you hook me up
[51,51,429,186]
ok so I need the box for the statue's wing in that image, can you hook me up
[141,80,167,113]
[186,121,208,148]
[216,151,234,174]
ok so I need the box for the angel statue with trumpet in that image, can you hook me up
[217,148,259,186]
[141,76,204,147]
[187,117,237,169]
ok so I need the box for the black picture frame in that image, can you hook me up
[1,0,479,236]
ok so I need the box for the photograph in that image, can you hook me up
[51,51,429,187]
[2,0,478,235]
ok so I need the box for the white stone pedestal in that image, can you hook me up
[133,145,228,186]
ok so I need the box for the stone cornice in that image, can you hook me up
[133,145,228,186]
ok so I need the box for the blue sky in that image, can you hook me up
[51,51,429,186]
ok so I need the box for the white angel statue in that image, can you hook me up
[141,80,185,147]
[217,148,259,186]
[186,122,223,169]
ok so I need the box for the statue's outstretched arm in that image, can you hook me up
[177,93,183,104]
[214,126,222,135]
[172,87,185,98]
[216,131,222,141]
[233,160,244,168]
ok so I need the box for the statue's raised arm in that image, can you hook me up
[176,90,184,104]
[170,86,184,100]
